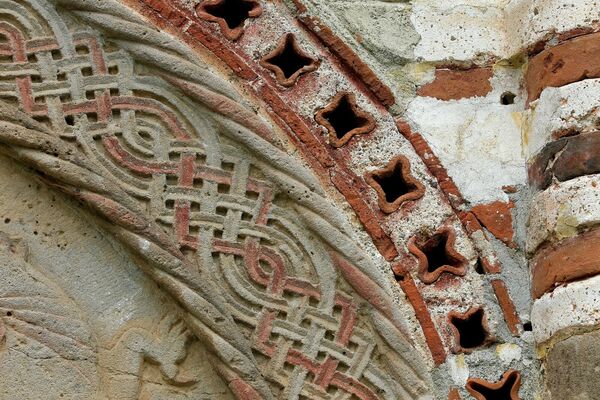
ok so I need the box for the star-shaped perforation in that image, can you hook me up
[408,226,467,284]
[466,369,522,400]
[364,155,424,213]
[315,92,376,148]
[260,33,319,87]
[448,307,494,353]
[195,0,262,41]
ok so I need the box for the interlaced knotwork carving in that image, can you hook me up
[0,3,429,398]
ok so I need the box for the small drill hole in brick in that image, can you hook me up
[202,0,257,30]
[523,321,532,332]
[475,258,486,274]
[501,91,516,105]
[450,308,492,351]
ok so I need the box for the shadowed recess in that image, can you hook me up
[450,308,490,350]
[420,231,463,274]
[203,0,256,29]
[267,36,313,79]
[372,159,418,203]
[323,94,369,140]
[467,371,521,400]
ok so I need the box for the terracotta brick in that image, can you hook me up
[531,227,600,299]
[529,131,600,190]
[466,370,521,400]
[394,264,447,366]
[418,68,493,101]
[526,32,600,104]
[491,279,521,336]
[471,201,515,247]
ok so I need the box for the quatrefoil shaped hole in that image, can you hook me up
[421,231,463,274]
[325,94,368,140]
[269,42,311,79]
[261,34,318,87]
[366,156,425,213]
[202,0,258,30]
[468,371,521,400]
[449,308,492,351]
[374,163,417,204]
[316,93,376,147]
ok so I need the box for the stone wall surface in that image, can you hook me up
[0,0,597,399]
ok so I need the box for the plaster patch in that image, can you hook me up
[528,79,600,158]
[448,354,470,386]
[496,343,522,365]
[406,95,526,204]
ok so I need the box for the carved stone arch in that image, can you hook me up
[0,0,433,399]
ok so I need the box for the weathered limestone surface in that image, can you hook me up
[0,155,232,399]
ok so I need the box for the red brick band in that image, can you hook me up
[531,227,600,299]
[491,280,521,336]
[395,265,447,366]
[526,32,600,104]
[418,68,493,101]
